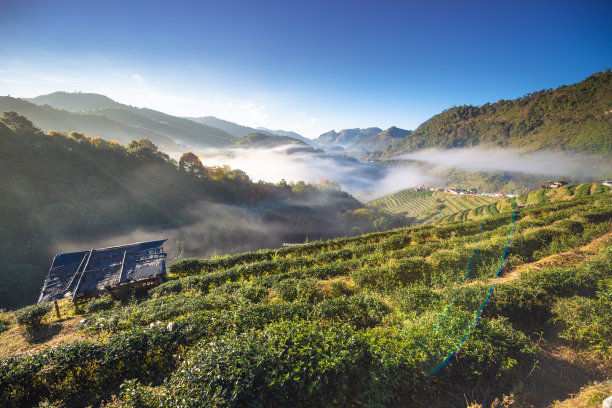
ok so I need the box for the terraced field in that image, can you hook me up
[369,189,502,223]
[441,183,611,223]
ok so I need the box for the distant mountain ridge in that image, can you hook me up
[314,126,413,156]
[17,92,234,152]
[0,96,183,152]
[27,92,123,111]
[188,116,265,139]
[316,127,383,149]
[233,132,312,149]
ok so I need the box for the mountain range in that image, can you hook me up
[2,70,609,161]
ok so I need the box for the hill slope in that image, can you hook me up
[369,189,503,223]
[27,92,123,111]
[188,115,267,138]
[1,184,609,407]
[0,112,377,309]
[17,92,235,150]
[315,127,383,149]
[368,70,612,157]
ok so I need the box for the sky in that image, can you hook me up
[0,0,610,138]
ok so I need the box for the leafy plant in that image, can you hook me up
[15,303,52,333]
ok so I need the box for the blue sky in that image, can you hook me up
[1,0,610,138]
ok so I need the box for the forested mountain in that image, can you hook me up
[0,112,403,309]
[188,115,265,139]
[0,96,182,152]
[17,92,236,151]
[233,132,311,149]
[256,127,314,145]
[315,127,383,150]
[27,92,123,111]
[358,126,412,153]
[368,70,612,158]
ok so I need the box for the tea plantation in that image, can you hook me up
[368,189,502,223]
[0,187,610,407]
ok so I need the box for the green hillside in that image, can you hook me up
[370,189,503,223]
[368,70,612,157]
[0,112,404,310]
[233,132,309,148]
[1,183,610,407]
[0,94,234,152]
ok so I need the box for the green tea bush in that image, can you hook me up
[84,296,115,314]
[585,208,612,224]
[81,294,233,332]
[139,321,388,407]
[393,285,443,314]
[379,234,411,251]
[295,278,322,303]
[485,283,551,326]
[510,227,556,259]
[519,266,601,299]
[432,316,534,398]
[314,293,390,328]
[169,258,207,276]
[352,258,429,291]
[273,279,299,302]
[0,328,180,407]
[237,283,269,303]
[15,303,51,333]
[552,219,584,234]
[552,289,612,352]
[348,293,391,328]
[328,280,353,297]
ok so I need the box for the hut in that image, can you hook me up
[38,240,167,303]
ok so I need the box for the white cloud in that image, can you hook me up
[131,73,144,82]
[393,147,612,178]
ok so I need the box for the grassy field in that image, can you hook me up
[0,187,610,407]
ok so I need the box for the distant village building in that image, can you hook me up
[540,180,569,189]
[38,240,167,304]
[603,181,612,187]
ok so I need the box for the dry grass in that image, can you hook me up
[0,298,97,359]
[551,381,612,408]
[496,230,612,285]
[318,276,355,297]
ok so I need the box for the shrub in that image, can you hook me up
[295,278,322,303]
[380,234,411,251]
[15,303,52,333]
[168,258,207,276]
[314,293,390,328]
[352,258,429,291]
[552,289,612,352]
[273,279,298,302]
[85,296,115,314]
[237,283,269,303]
[142,321,386,407]
[552,219,584,234]
[485,283,551,326]
[394,285,442,314]
[349,293,391,328]
[0,312,10,335]
[328,280,353,298]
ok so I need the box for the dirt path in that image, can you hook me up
[497,230,612,285]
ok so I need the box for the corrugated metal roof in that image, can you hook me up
[38,240,167,303]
